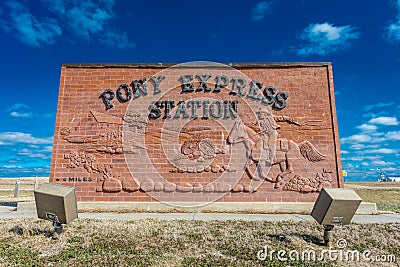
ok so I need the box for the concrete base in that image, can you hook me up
[74,201,377,215]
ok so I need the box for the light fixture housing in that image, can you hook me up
[34,183,78,225]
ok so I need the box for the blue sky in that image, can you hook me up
[0,0,399,181]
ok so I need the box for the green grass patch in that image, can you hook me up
[355,189,400,213]
[376,203,400,213]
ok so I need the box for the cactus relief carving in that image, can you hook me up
[64,151,139,193]
[283,169,333,193]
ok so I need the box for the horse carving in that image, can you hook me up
[227,119,326,188]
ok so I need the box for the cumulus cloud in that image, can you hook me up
[0,132,53,145]
[385,131,400,140]
[340,134,372,144]
[357,124,377,132]
[0,0,134,48]
[368,116,399,126]
[295,22,360,56]
[252,1,271,21]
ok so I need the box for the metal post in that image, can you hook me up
[323,224,334,248]
[13,180,20,198]
[34,179,38,190]
[53,221,63,234]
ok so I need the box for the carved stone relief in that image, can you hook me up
[123,110,146,134]
[169,135,233,173]
[283,169,333,193]
[60,110,148,155]
[227,112,330,192]
[64,151,139,193]
[61,107,332,194]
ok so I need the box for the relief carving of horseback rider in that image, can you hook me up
[254,108,279,168]
[227,107,326,188]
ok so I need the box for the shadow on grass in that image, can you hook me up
[266,233,323,246]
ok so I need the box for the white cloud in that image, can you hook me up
[44,0,112,40]
[0,0,134,49]
[364,148,397,154]
[344,155,381,161]
[364,102,395,111]
[357,124,377,132]
[1,165,23,169]
[41,146,53,153]
[295,22,360,56]
[0,0,62,46]
[252,1,271,21]
[372,138,387,143]
[10,111,32,118]
[362,111,389,118]
[341,150,349,154]
[6,103,30,111]
[41,0,134,49]
[370,131,385,137]
[6,103,32,118]
[368,116,399,126]
[383,167,400,172]
[5,103,53,119]
[385,131,400,140]
[340,134,372,144]
[0,132,53,145]
[100,30,136,49]
[348,143,365,150]
[370,160,395,166]
[0,165,50,177]
[385,0,400,42]
[17,148,50,160]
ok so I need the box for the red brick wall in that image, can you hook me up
[50,62,343,203]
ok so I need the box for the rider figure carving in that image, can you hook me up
[256,108,279,167]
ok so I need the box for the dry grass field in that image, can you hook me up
[345,182,400,213]
[1,180,399,266]
[0,218,399,267]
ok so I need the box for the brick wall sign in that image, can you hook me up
[50,62,343,204]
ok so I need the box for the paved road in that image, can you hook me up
[1,205,399,224]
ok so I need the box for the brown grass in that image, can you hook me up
[345,182,400,188]
[355,189,400,213]
[0,218,399,266]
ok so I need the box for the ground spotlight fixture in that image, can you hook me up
[311,188,361,247]
[34,183,78,236]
